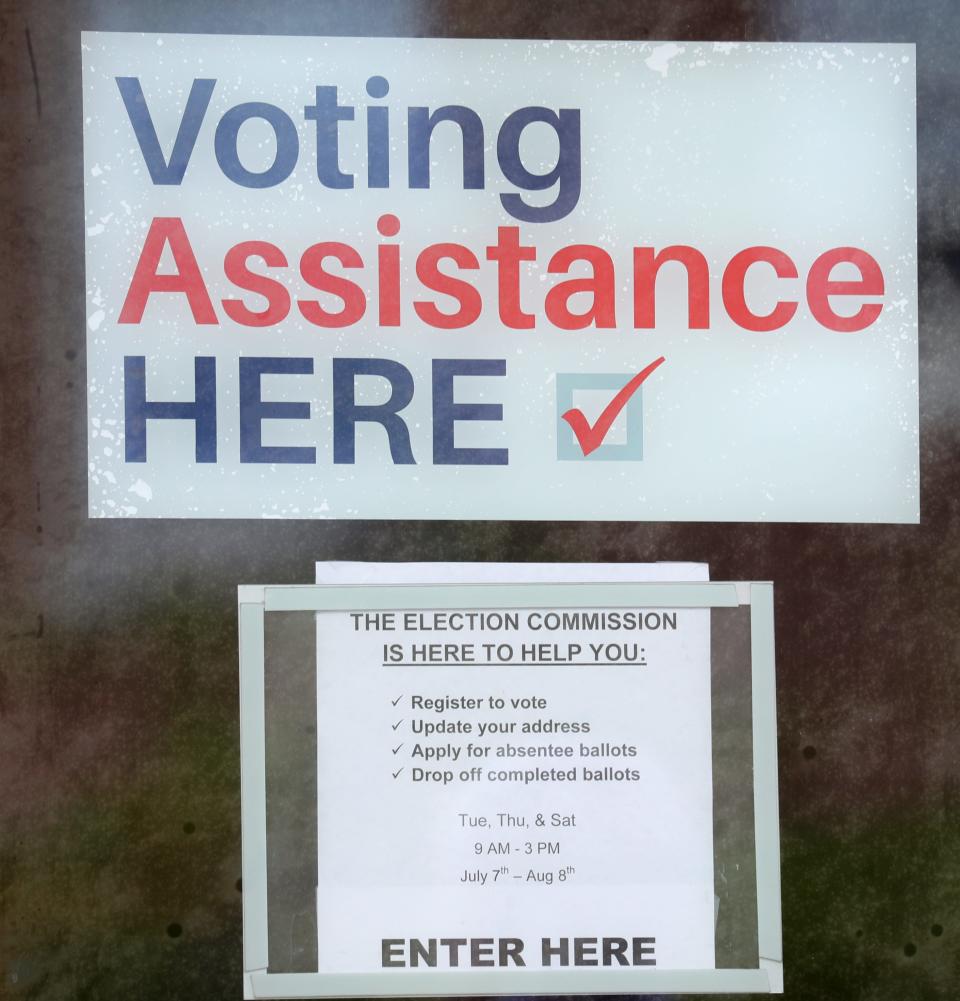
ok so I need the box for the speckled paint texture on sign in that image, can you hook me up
[1,1,959,1000]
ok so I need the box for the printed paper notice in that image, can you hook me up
[315,587,715,973]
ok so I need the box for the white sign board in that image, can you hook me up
[236,575,783,996]
[84,34,917,521]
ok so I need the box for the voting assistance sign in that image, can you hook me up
[82,34,918,521]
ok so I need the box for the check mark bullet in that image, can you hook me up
[392,768,403,779]
[392,719,404,731]
[391,694,403,706]
[392,743,404,754]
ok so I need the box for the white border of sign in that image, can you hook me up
[237,581,782,996]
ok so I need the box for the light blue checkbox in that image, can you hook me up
[556,373,645,461]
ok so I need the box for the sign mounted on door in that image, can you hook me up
[83,34,917,521]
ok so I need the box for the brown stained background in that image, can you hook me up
[1,1,958,999]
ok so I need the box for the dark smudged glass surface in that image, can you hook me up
[1,2,958,999]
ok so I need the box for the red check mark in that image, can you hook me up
[561,357,666,457]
